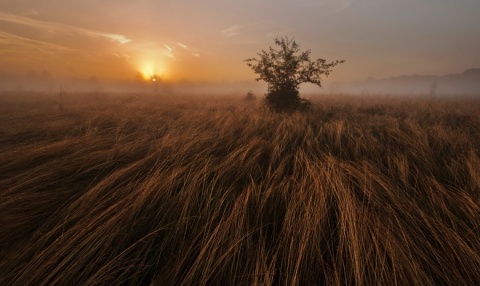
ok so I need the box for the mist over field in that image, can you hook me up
[2,67,480,96]
[0,72,264,95]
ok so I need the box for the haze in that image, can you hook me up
[1,0,479,89]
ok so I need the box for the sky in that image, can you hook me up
[1,0,479,85]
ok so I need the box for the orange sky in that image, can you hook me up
[1,1,479,86]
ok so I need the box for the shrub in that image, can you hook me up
[245,90,256,101]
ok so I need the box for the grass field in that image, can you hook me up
[1,92,480,285]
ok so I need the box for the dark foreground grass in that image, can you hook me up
[1,92,479,285]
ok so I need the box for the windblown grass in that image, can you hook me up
[1,92,479,285]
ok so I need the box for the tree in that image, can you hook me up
[245,90,256,101]
[245,37,344,112]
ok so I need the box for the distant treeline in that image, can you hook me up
[331,68,480,95]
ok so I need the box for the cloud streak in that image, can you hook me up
[220,21,292,46]
[0,31,79,55]
[0,12,136,78]
[0,12,131,45]
[221,25,243,38]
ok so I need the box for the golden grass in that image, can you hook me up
[1,92,479,285]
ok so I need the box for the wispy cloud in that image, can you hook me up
[130,42,177,60]
[0,31,79,54]
[176,42,188,49]
[174,42,200,57]
[0,12,136,77]
[0,12,132,45]
[221,25,243,38]
[97,33,131,44]
[220,21,291,44]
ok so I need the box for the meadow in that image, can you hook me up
[1,91,479,285]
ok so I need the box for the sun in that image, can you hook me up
[137,60,169,82]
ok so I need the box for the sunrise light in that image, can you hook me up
[137,60,168,82]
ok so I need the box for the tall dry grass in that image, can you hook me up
[1,92,479,285]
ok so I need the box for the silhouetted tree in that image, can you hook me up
[245,90,256,101]
[430,81,438,96]
[58,85,66,112]
[245,37,344,112]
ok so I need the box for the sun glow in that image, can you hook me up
[137,59,169,82]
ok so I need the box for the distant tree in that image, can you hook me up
[245,37,344,112]
[58,85,66,112]
[430,81,438,96]
[245,90,256,101]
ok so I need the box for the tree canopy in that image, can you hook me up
[245,37,344,111]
